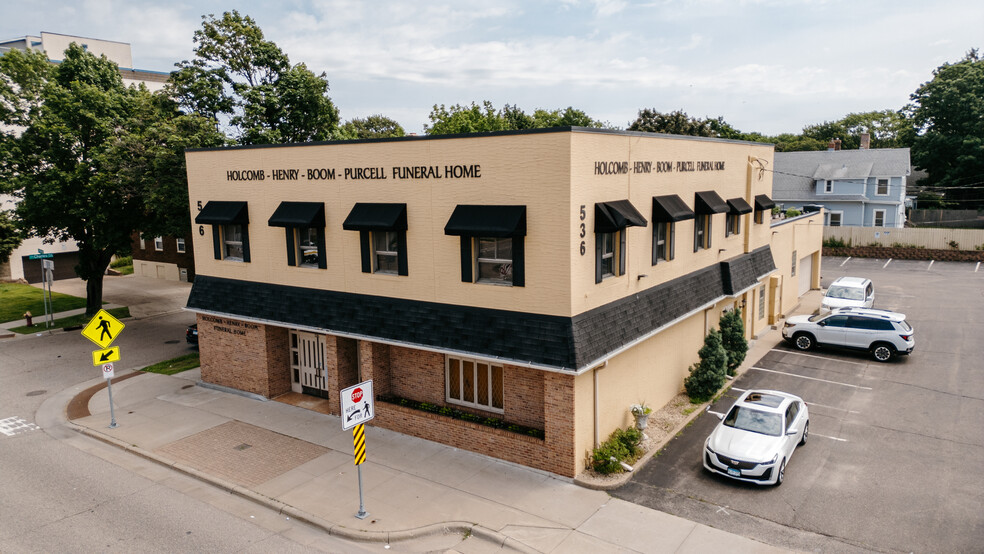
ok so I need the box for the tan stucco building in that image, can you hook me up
[184,127,822,477]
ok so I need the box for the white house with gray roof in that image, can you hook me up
[772,147,911,228]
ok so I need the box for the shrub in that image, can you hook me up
[719,309,748,376]
[823,237,847,248]
[949,240,960,250]
[891,242,923,249]
[590,427,642,474]
[110,256,132,268]
[866,242,882,247]
[684,329,728,402]
[785,208,802,218]
[771,206,781,216]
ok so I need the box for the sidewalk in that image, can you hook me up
[43,294,822,553]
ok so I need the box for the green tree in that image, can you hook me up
[719,309,748,376]
[169,11,340,144]
[840,110,909,149]
[684,329,728,402]
[628,109,715,136]
[0,210,22,264]
[425,101,511,135]
[338,115,406,140]
[906,50,984,208]
[1,44,138,314]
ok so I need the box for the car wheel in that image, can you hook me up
[871,343,895,362]
[793,333,815,351]
[775,458,786,486]
[799,420,809,446]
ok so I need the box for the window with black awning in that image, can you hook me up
[754,194,776,224]
[343,203,408,276]
[195,201,250,262]
[594,200,646,283]
[268,202,327,269]
[651,195,692,265]
[694,191,729,214]
[445,205,526,286]
[726,198,753,237]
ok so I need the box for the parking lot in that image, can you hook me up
[613,257,984,553]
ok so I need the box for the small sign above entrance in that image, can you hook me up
[340,380,374,431]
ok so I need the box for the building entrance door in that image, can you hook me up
[289,331,328,396]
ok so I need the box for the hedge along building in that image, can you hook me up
[184,127,820,478]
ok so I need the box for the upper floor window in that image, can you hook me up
[651,195,692,265]
[176,237,186,253]
[725,198,752,237]
[876,178,889,195]
[824,180,833,193]
[195,201,250,263]
[138,233,145,250]
[268,202,327,269]
[594,200,647,283]
[754,194,775,225]
[693,191,728,252]
[444,205,526,287]
[343,203,408,276]
[154,236,164,251]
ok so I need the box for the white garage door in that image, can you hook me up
[798,253,813,296]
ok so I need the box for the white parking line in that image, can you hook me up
[812,432,848,442]
[769,348,866,366]
[927,260,934,271]
[976,262,980,273]
[883,258,893,268]
[805,401,861,414]
[751,366,873,390]
[840,257,851,266]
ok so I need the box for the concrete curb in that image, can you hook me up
[66,415,535,552]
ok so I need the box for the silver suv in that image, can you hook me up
[782,307,914,362]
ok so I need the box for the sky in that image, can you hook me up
[2,0,982,135]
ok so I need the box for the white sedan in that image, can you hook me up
[703,390,809,486]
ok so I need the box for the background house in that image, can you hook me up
[772,137,911,228]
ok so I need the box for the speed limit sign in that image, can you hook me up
[102,363,115,379]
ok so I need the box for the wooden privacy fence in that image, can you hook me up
[824,227,984,251]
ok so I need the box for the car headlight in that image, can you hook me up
[768,453,778,465]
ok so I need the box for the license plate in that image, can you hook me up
[727,467,741,477]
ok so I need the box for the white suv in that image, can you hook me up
[782,307,914,362]
[821,276,874,312]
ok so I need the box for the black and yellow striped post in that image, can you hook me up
[352,424,367,465]
[352,424,368,518]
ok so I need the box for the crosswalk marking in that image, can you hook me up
[0,416,40,437]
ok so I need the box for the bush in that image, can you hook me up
[590,427,642,474]
[684,328,727,402]
[949,240,960,250]
[719,309,748,376]
[110,256,132,268]
[823,237,848,248]
[785,208,802,218]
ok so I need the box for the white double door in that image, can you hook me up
[290,331,328,394]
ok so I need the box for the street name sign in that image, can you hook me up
[28,253,53,259]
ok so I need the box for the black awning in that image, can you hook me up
[595,200,647,232]
[342,203,408,231]
[727,197,753,215]
[444,205,527,237]
[652,195,695,222]
[195,201,249,225]
[268,202,325,227]
[694,191,729,215]
[754,194,776,211]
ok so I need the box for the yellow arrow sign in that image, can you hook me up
[81,309,125,349]
[91,346,121,366]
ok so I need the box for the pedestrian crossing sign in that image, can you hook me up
[81,309,125,349]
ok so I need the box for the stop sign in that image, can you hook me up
[351,387,363,403]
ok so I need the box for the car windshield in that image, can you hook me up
[826,285,864,300]
[723,406,783,436]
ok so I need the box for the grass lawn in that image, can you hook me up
[9,306,131,334]
[0,282,89,323]
[141,353,200,375]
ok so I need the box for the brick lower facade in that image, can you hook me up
[197,317,579,476]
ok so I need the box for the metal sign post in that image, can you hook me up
[102,363,118,429]
[340,380,375,519]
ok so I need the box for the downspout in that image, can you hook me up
[745,156,755,254]
[593,361,608,448]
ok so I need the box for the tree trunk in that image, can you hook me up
[80,248,114,317]
[85,272,104,317]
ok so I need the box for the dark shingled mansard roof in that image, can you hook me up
[187,246,776,371]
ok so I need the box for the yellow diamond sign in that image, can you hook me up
[81,309,125,349]
[91,346,121,366]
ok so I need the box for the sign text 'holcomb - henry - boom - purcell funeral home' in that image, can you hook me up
[223,159,726,182]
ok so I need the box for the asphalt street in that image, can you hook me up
[613,258,984,553]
